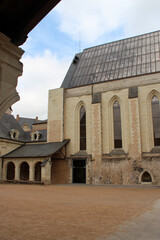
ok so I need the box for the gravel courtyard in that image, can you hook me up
[0,184,160,240]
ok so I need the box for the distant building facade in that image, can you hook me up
[1,30,160,185]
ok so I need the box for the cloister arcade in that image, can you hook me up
[4,160,45,183]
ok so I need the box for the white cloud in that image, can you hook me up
[124,0,160,36]
[55,0,160,44]
[12,50,70,119]
[12,0,160,119]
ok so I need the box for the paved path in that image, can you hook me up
[97,200,160,240]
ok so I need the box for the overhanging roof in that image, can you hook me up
[0,0,61,46]
[2,139,69,158]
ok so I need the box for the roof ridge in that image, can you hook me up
[84,29,160,52]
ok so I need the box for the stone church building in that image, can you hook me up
[1,30,160,185]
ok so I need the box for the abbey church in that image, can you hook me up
[1,30,160,185]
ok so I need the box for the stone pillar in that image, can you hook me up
[128,88,142,159]
[0,32,24,118]
[47,88,64,142]
[2,160,6,180]
[15,163,20,181]
[41,158,51,184]
[91,93,102,184]
[29,162,34,181]
[128,88,142,184]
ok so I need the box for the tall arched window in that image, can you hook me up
[80,106,86,150]
[113,101,122,148]
[151,96,160,146]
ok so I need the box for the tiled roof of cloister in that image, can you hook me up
[2,139,69,158]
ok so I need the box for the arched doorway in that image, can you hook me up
[20,162,29,181]
[141,171,152,182]
[35,162,41,182]
[7,162,15,180]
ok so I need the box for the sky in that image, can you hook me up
[12,0,160,120]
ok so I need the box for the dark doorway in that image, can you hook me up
[20,162,29,181]
[73,160,86,183]
[141,171,152,182]
[35,162,41,181]
[7,162,15,180]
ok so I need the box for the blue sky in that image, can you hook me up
[12,0,160,119]
[23,11,77,58]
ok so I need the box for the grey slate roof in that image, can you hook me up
[0,114,47,142]
[23,129,47,142]
[0,114,25,141]
[61,30,160,89]
[2,139,69,158]
[18,117,42,129]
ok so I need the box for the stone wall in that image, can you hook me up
[51,159,70,184]
[0,139,22,157]
[48,72,160,185]
[47,88,64,142]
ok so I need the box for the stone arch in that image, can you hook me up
[34,161,42,182]
[6,162,15,180]
[147,89,160,103]
[139,170,153,183]
[109,95,122,107]
[75,100,87,118]
[20,162,29,181]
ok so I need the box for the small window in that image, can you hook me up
[113,101,122,148]
[141,171,152,182]
[80,106,86,150]
[151,96,160,146]
[13,132,16,139]
[30,131,40,141]
[10,129,20,140]
[33,133,38,140]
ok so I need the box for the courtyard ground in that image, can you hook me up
[0,184,160,240]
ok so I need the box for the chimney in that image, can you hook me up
[16,114,19,122]
[36,116,38,122]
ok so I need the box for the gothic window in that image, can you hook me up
[151,96,160,146]
[113,101,122,148]
[80,106,86,150]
